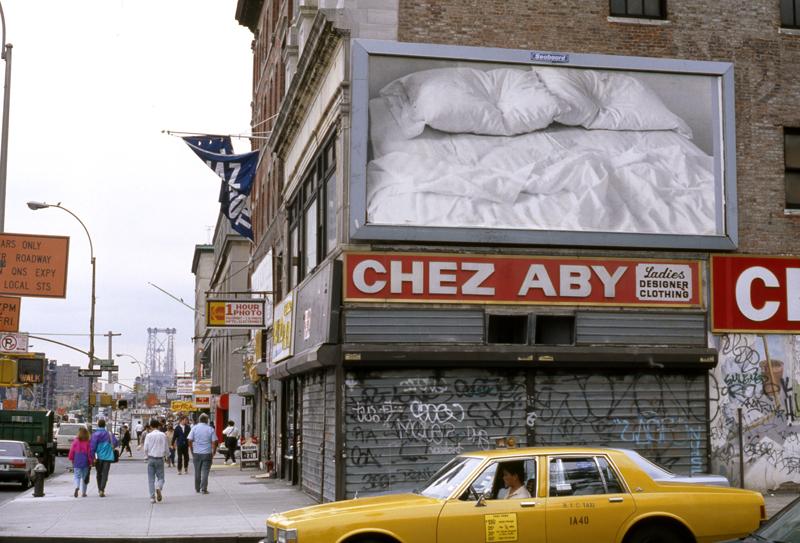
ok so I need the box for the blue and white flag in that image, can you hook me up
[183,136,259,241]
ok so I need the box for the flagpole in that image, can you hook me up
[162,129,270,141]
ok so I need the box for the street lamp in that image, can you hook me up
[116,352,147,396]
[27,201,96,422]
[0,2,12,231]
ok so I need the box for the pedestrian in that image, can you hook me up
[173,416,191,475]
[222,420,240,465]
[165,423,175,468]
[68,426,92,498]
[120,424,133,457]
[187,413,217,494]
[135,421,144,445]
[143,419,169,504]
[89,419,119,497]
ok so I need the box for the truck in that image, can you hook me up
[0,410,56,475]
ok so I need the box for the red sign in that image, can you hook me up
[344,252,703,308]
[711,255,800,333]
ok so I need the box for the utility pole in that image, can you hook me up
[104,330,121,425]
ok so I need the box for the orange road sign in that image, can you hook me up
[0,233,69,298]
[0,296,20,332]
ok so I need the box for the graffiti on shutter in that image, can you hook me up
[530,371,708,474]
[345,369,526,498]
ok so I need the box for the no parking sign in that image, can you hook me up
[0,332,28,353]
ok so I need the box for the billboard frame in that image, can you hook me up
[349,39,738,250]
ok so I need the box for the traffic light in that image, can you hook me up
[117,399,128,409]
[0,358,17,385]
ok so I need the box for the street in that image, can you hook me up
[0,445,313,542]
[0,454,69,507]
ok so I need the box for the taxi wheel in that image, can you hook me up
[627,524,686,543]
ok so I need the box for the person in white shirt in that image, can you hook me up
[222,420,240,465]
[501,462,532,500]
[135,421,144,445]
[143,419,169,504]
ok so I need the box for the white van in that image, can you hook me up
[55,423,87,455]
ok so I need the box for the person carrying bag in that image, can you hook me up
[89,419,119,497]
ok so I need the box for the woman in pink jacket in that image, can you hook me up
[67,426,92,497]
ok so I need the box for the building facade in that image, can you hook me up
[235,0,800,498]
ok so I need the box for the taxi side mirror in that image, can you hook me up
[475,492,488,507]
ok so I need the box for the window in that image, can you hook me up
[549,457,615,496]
[610,0,666,19]
[286,135,337,285]
[786,128,800,209]
[463,458,537,500]
[781,0,800,28]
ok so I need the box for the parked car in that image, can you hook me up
[54,423,87,455]
[0,440,37,488]
[262,447,765,543]
[723,496,800,542]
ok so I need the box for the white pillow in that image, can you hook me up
[379,67,564,137]
[536,67,692,138]
[535,67,600,126]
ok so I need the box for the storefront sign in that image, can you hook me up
[711,255,800,333]
[193,394,210,409]
[206,300,266,328]
[272,292,294,363]
[0,297,20,332]
[171,400,194,412]
[345,252,702,308]
[0,233,69,298]
[176,378,193,396]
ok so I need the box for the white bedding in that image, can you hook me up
[366,68,717,236]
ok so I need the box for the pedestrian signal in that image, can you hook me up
[117,399,128,409]
[0,358,17,385]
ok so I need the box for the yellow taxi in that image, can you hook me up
[264,447,765,543]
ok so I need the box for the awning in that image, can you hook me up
[236,383,256,397]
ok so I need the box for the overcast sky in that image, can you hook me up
[3,0,253,387]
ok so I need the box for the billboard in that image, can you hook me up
[711,255,800,333]
[0,233,70,298]
[350,40,737,250]
[345,252,703,308]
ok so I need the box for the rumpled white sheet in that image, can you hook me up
[367,98,717,235]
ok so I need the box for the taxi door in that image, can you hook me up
[545,456,635,543]
[437,458,546,543]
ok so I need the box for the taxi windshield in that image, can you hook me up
[419,456,483,499]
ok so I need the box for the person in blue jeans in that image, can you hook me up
[187,413,217,494]
[68,426,92,497]
[89,419,119,497]
[143,419,169,504]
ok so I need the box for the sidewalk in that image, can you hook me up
[0,447,314,543]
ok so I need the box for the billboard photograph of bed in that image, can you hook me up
[352,41,735,248]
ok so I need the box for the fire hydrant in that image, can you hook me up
[32,461,48,497]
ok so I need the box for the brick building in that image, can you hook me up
[234,0,800,498]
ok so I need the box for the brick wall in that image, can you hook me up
[397,0,800,254]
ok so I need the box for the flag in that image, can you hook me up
[182,136,259,241]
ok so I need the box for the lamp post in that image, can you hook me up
[27,201,95,422]
[117,353,147,401]
[114,353,149,407]
[0,2,12,231]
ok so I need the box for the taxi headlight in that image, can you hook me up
[277,528,298,543]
